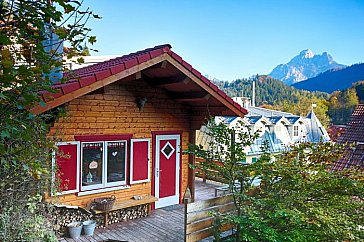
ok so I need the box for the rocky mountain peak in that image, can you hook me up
[299,49,314,59]
[269,50,346,85]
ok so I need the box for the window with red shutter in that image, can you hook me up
[53,142,80,195]
[130,139,151,184]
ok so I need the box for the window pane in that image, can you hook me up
[82,142,103,187]
[107,141,126,183]
[294,126,298,136]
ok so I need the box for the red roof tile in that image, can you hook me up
[60,81,80,94]
[79,75,97,87]
[124,58,138,69]
[170,52,183,63]
[191,68,202,79]
[95,69,111,81]
[137,53,151,64]
[181,61,192,71]
[110,63,126,75]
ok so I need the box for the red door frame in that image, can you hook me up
[151,131,183,209]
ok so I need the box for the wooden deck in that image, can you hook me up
[59,179,223,242]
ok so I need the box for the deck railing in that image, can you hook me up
[184,194,235,242]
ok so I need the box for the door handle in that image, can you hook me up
[156,169,162,177]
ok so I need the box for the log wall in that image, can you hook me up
[48,79,192,208]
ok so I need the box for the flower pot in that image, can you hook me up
[67,222,83,239]
[83,220,96,236]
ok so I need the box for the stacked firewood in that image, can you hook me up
[48,203,149,234]
[106,204,148,225]
[49,204,93,235]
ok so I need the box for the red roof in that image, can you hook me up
[33,44,248,118]
[332,104,364,170]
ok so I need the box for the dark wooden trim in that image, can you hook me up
[188,130,196,202]
[169,91,210,102]
[148,76,188,87]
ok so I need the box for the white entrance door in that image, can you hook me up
[154,134,180,209]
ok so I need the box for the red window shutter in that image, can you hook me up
[53,142,80,194]
[130,139,150,184]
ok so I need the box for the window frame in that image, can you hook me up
[293,126,299,136]
[80,140,128,192]
[105,140,128,187]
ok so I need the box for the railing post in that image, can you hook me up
[183,187,192,242]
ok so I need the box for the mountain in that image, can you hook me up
[292,63,364,93]
[269,49,346,85]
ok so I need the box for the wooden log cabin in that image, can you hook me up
[32,44,247,211]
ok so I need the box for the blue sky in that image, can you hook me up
[84,0,364,81]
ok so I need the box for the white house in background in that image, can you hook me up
[196,96,331,163]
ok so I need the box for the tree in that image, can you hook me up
[0,1,99,240]
[188,119,363,242]
[328,87,359,125]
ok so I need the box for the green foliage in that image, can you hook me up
[328,83,362,125]
[188,120,364,242]
[0,0,98,240]
[0,196,57,241]
[354,81,364,103]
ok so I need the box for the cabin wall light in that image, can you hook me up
[136,97,148,111]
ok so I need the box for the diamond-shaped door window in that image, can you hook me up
[161,142,175,159]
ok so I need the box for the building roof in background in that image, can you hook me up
[304,110,331,143]
[333,104,364,170]
[248,106,293,117]
[246,116,263,124]
[223,116,239,125]
[285,116,302,125]
[268,116,283,124]
[267,116,290,125]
